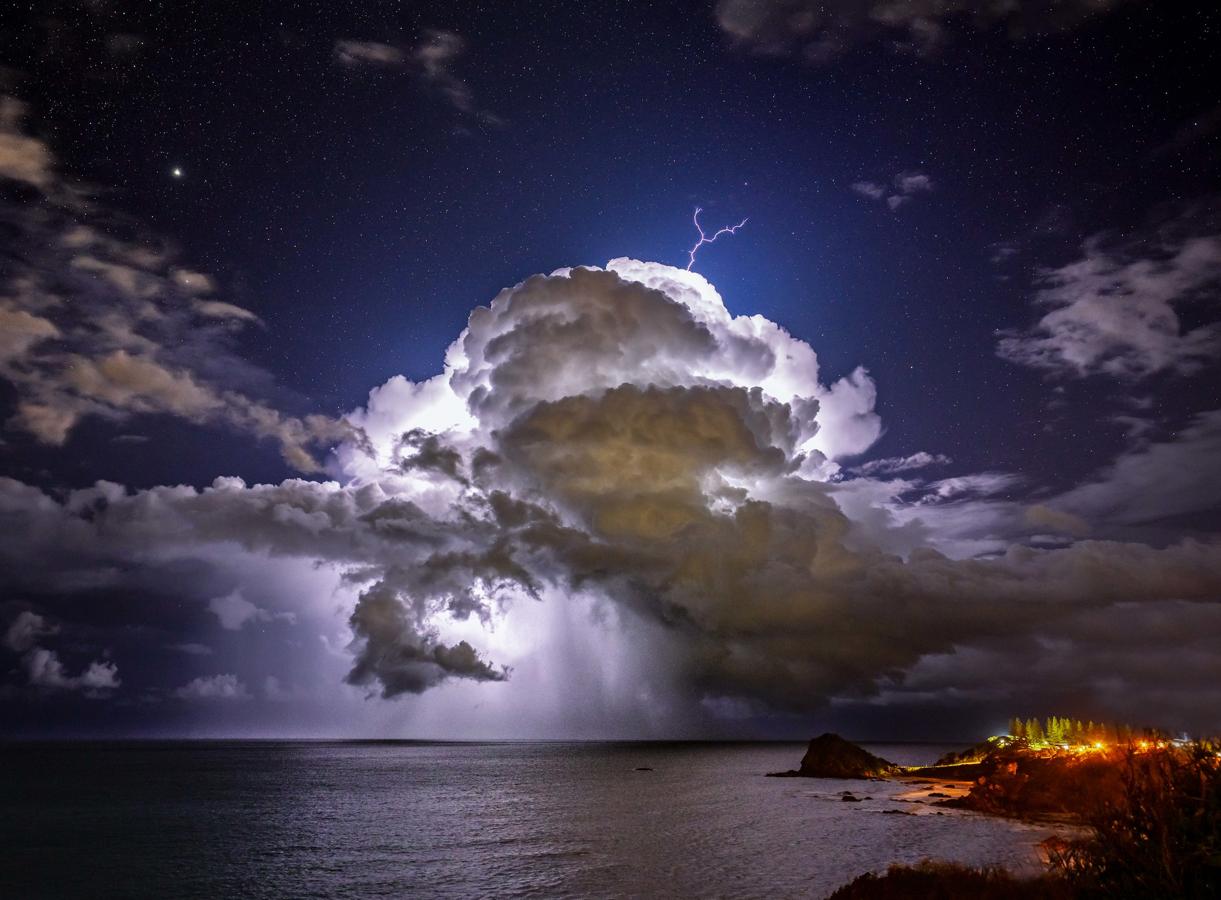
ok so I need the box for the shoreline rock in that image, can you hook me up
[766,733,902,779]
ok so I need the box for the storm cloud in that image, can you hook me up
[3,257,1221,731]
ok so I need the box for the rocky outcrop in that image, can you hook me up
[767,733,901,779]
[942,747,1124,821]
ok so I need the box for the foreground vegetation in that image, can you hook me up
[1047,743,1221,898]
[826,861,1071,900]
[825,739,1221,899]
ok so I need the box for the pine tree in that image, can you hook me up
[1027,718,1043,743]
[1046,716,1062,743]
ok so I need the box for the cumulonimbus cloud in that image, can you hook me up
[3,258,1221,721]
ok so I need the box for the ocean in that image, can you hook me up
[1,741,1060,898]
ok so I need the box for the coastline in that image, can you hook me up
[780,733,1221,899]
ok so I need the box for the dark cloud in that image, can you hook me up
[25,647,120,694]
[716,0,1132,63]
[4,609,58,652]
[1055,410,1221,529]
[346,582,506,696]
[1025,503,1091,538]
[0,471,533,699]
[852,599,1221,734]
[2,610,119,696]
[1153,103,1221,158]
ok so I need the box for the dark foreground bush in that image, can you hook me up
[824,861,1073,900]
[1049,746,1221,899]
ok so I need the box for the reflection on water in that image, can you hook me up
[1,741,1060,899]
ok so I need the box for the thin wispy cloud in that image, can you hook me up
[334,31,503,125]
[850,452,951,477]
[333,40,405,68]
[852,170,935,210]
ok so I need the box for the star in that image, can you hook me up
[171,166,183,178]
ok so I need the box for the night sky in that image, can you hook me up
[1,1,1219,739]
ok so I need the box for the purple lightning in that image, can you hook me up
[686,207,748,271]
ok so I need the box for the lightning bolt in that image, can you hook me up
[686,207,748,271]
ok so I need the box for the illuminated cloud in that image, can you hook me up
[333,40,405,68]
[208,590,295,631]
[3,257,1221,732]
[0,97,347,470]
[0,97,54,188]
[175,673,250,700]
[851,452,951,477]
[998,213,1221,379]
[853,171,935,211]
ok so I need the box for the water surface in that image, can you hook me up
[1,741,1060,898]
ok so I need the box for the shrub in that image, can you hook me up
[1049,745,1221,899]
[824,860,1073,900]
